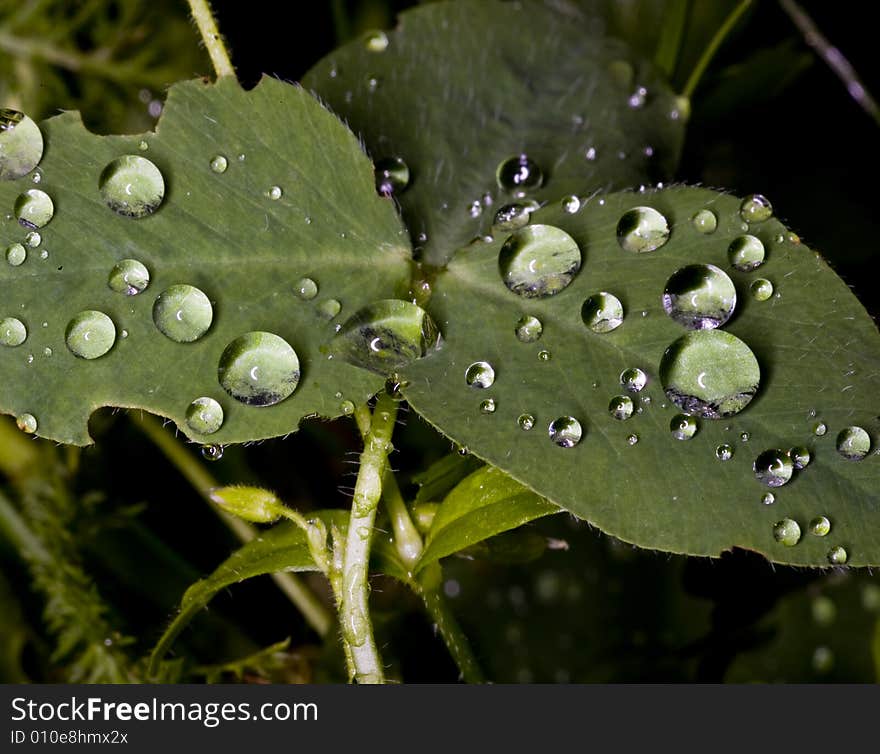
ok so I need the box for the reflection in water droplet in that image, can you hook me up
[496,154,543,196]
[813,421,827,437]
[809,516,831,537]
[266,185,283,200]
[616,207,670,253]
[740,194,773,223]
[14,189,54,229]
[108,259,150,295]
[5,243,26,266]
[384,374,408,400]
[691,209,717,234]
[827,546,848,565]
[562,195,580,213]
[670,413,698,440]
[715,444,734,461]
[186,397,224,435]
[836,426,870,460]
[788,446,811,469]
[364,30,389,52]
[65,310,116,359]
[317,298,341,320]
[99,155,165,218]
[498,224,581,298]
[620,367,647,393]
[514,315,543,343]
[201,444,224,461]
[16,413,37,434]
[465,361,495,388]
[537,350,551,362]
[340,399,355,415]
[374,156,410,196]
[0,108,44,180]
[627,434,639,446]
[582,292,624,333]
[492,202,537,233]
[773,518,801,546]
[761,492,775,505]
[609,395,634,420]
[549,417,582,447]
[728,235,765,271]
[218,331,301,406]
[518,413,535,431]
[750,278,773,301]
[754,449,794,487]
[0,316,27,346]
[659,330,760,418]
[25,231,40,247]
[480,398,497,414]
[210,155,228,173]
[152,285,213,342]
[662,264,736,330]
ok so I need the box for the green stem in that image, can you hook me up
[382,469,423,567]
[654,0,690,79]
[131,413,332,638]
[0,490,50,564]
[681,0,753,100]
[340,395,398,683]
[186,0,235,79]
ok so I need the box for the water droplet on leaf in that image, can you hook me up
[715,444,734,461]
[518,413,535,431]
[210,155,228,173]
[0,317,27,347]
[108,259,150,295]
[65,310,116,359]
[496,154,543,196]
[616,207,669,253]
[537,349,551,362]
[827,546,848,565]
[374,156,410,196]
[662,264,736,330]
[773,518,801,546]
[749,278,773,301]
[562,195,580,213]
[788,446,811,469]
[549,417,582,447]
[295,277,318,300]
[24,231,40,247]
[218,331,301,406]
[670,413,698,440]
[836,426,870,460]
[609,395,634,420]
[201,444,224,461]
[186,396,224,435]
[15,413,37,434]
[754,449,794,487]
[498,224,581,298]
[809,516,831,537]
[813,421,828,437]
[762,492,775,505]
[266,185,283,200]
[514,314,543,343]
[582,292,624,333]
[364,30,389,52]
[739,194,773,223]
[480,398,497,414]
[691,209,717,234]
[0,108,44,180]
[728,235,765,271]
[317,298,342,320]
[620,367,647,393]
[465,361,495,389]
[5,242,25,266]
[492,202,537,232]
[627,434,639,446]
[14,189,53,229]
[152,284,213,342]
[99,155,165,218]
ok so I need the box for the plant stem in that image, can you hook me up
[340,394,399,683]
[681,0,753,100]
[0,490,50,564]
[654,0,690,79]
[382,469,423,566]
[131,413,332,638]
[186,0,234,79]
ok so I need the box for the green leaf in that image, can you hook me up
[0,76,410,445]
[303,0,685,268]
[416,466,560,573]
[399,187,880,566]
[411,451,483,505]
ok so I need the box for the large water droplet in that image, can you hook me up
[549,417,582,448]
[16,413,37,434]
[152,285,213,342]
[620,367,647,393]
[65,310,116,359]
[186,396,224,435]
[0,316,27,347]
[465,361,495,388]
[670,413,698,440]
[691,209,717,234]
[809,515,831,537]
[788,446,811,470]
[754,449,794,487]
[108,259,150,295]
[773,518,801,546]
[836,426,870,460]
[492,202,537,233]
[498,224,581,298]
[374,156,410,196]
[728,235,765,271]
[5,242,25,266]
[0,109,44,180]
[659,330,760,418]
[496,154,543,196]
[332,299,441,373]
[827,546,848,565]
[99,155,165,218]
[210,155,228,173]
[662,264,736,330]
[616,207,670,253]
[518,413,535,431]
[749,278,773,301]
[740,194,773,223]
[14,189,53,229]
[218,332,301,406]
[609,395,634,420]
[514,314,543,343]
[581,292,624,333]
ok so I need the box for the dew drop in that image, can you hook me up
[364,30,389,52]
[465,361,495,389]
[201,444,224,461]
[384,375,408,400]
[108,259,150,295]
[691,209,717,234]
[99,155,165,218]
[761,492,775,505]
[317,298,342,320]
[537,349,552,362]
[616,206,670,253]
[670,413,698,440]
[741,432,750,442]
[480,398,497,414]
[14,189,54,229]
[186,397,224,435]
[518,413,535,431]
[562,195,581,213]
[788,446,811,469]
[218,332,301,406]
[498,224,581,298]
[585,146,597,161]
[514,314,543,343]
[659,330,760,418]
[24,231,40,247]
[467,200,482,219]
[627,434,639,446]
[609,395,634,420]
[496,154,543,196]
[581,292,624,333]
[773,518,801,546]
[210,155,228,173]
[295,277,318,300]
[38,249,48,260]
[492,202,537,232]
[728,235,765,271]
[0,317,27,347]
[809,515,831,537]
[715,444,734,461]
[340,399,355,415]
[549,417,582,448]
[620,367,647,393]
[827,546,848,565]
[662,264,736,330]
[152,285,213,342]
[739,194,773,223]
[836,426,870,460]
[750,278,774,301]
[5,243,26,266]
[813,421,828,436]
[15,413,37,434]
[374,156,410,196]
[266,185,283,200]
[754,449,794,487]
[0,109,44,180]
[65,310,116,359]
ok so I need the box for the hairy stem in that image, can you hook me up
[131,413,332,637]
[340,394,399,683]
[186,0,234,79]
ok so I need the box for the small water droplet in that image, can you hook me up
[827,546,848,565]
[366,75,381,92]
[498,224,581,298]
[691,209,717,234]
[537,349,551,362]
[585,146,597,161]
[120,329,128,338]
[0,109,44,180]
[627,85,647,109]
[65,310,116,359]
[152,285,213,342]
[364,29,389,52]
[670,413,698,440]
[728,235,765,271]
[836,426,870,460]
[201,444,224,461]
[715,444,734,461]
[373,156,411,196]
[0,317,27,347]
[480,398,497,414]
[340,399,356,415]
[549,416,582,447]
[31,172,41,183]
[813,421,828,436]
[662,264,736,330]
[14,189,53,229]
[210,155,228,173]
[38,249,48,260]
[108,258,150,295]
[186,396,224,435]
[465,361,496,389]
[238,153,246,162]
[749,278,773,301]
[620,367,647,393]
[616,206,670,253]
[788,446,811,469]
[5,242,26,266]
[218,331,301,406]
[317,298,341,320]
[809,515,831,537]
[562,195,581,213]
[739,194,773,223]
[609,395,634,421]
[581,292,624,333]
[761,492,775,505]
[15,413,37,434]
[627,433,639,446]
[754,449,794,487]
[496,154,543,196]
[138,139,149,151]
[492,202,537,232]
[741,432,750,442]
[514,314,543,343]
[518,413,535,431]
[99,155,165,218]
[266,185,283,200]
[24,231,40,247]
[43,346,51,356]
[773,518,801,546]
[294,277,318,301]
